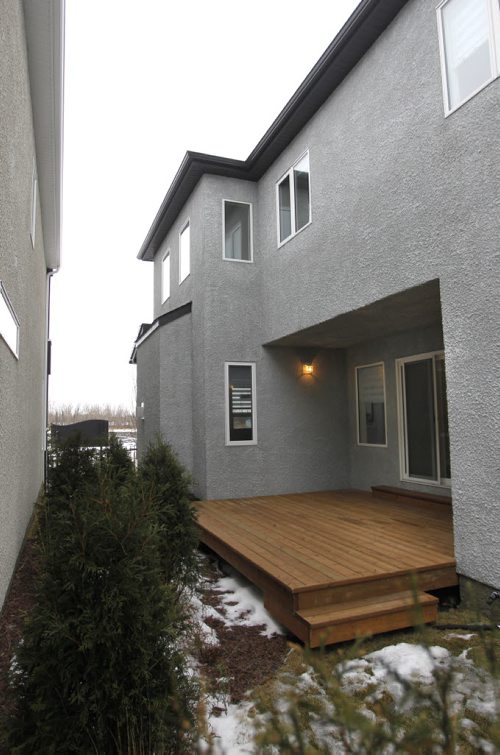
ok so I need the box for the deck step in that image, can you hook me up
[372,485,452,506]
[297,591,438,648]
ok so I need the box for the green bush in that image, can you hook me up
[6,438,198,754]
[138,438,199,595]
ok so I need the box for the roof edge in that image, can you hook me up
[138,0,408,262]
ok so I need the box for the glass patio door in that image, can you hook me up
[397,352,451,486]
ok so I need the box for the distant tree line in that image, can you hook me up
[49,403,136,429]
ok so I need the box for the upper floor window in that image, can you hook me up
[179,221,190,284]
[437,0,500,115]
[276,151,311,245]
[161,251,170,302]
[223,201,253,262]
[0,281,20,358]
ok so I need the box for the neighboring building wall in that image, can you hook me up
[0,0,47,606]
[347,324,445,495]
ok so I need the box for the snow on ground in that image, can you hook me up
[192,562,498,753]
[340,642,498,719]
[212,572,285,637]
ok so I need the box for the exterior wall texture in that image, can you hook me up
[136,0,500,590]
[0,0,48,606]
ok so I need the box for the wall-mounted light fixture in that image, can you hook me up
[297,348,318,378]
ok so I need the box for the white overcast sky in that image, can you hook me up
[49,0,360,411]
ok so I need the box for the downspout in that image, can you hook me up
[44,268,56,486]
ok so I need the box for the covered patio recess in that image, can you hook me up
[196,489,457,647]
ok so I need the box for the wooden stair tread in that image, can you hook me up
[372,485,452,506]
[297,590,438,629]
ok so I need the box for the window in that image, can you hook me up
[276,151,311,244]
[179,221,190,283]
[30,160,37,248]
[356,363,387,446]
[223,201,252,262]
[225,362,257,445]
[437,0,500,115]
[396,352,451,486]
[0,281,20,358]
[161,251,170,302]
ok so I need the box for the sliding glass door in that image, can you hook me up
[397,352,451,486]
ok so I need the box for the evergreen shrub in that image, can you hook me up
[6,437,198,754]
[138,438,199,595]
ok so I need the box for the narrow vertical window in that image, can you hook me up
[277,151,311,245]
[293,153,310,231]
[437,0,499,114]
[0,281,20,358]
[30,161,37,248]
[356,363,387,446]
[161,251,170,302]
[278,175,292,242]
[223,201,252,261]
[225,363,257,445]
[179,221,190,283]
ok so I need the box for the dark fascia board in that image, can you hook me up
[129,302,192,363]
[138,0,409,262]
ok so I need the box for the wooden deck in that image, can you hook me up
[196,489,457,647]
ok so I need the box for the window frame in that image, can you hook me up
[222,199,254,263]
[355,361,388,448]
[161,249,170,303]
[396,350,451,488]
[276,149,312,247]
[224,361,258,446]
[436,0,500,117]
[0,281,20,359]
[179,219,190,285]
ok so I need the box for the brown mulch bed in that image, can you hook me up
[0,537,38,720]
[195,552,289,704]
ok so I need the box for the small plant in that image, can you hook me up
[138,438,199,595]
[5,437,198,753]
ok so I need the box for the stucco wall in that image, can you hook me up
[0,0,47,607]
[136,327,160,456]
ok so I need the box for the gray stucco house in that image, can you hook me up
[132,0,500,602]
[0,0,65,608]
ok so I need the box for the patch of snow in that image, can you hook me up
[204,698,256,754]
[445,632,477,641]
[213,571,285,637]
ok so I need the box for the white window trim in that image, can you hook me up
[179,219,190,285]
[355,361,388,448]
[276,149,312,248]
[161,249,170,303]
[436,0,500,117]
[224,361,257,446]
[30,159,37,248]
[395,350,451,488]
[0,281,20,359]
[222,199,254,263]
